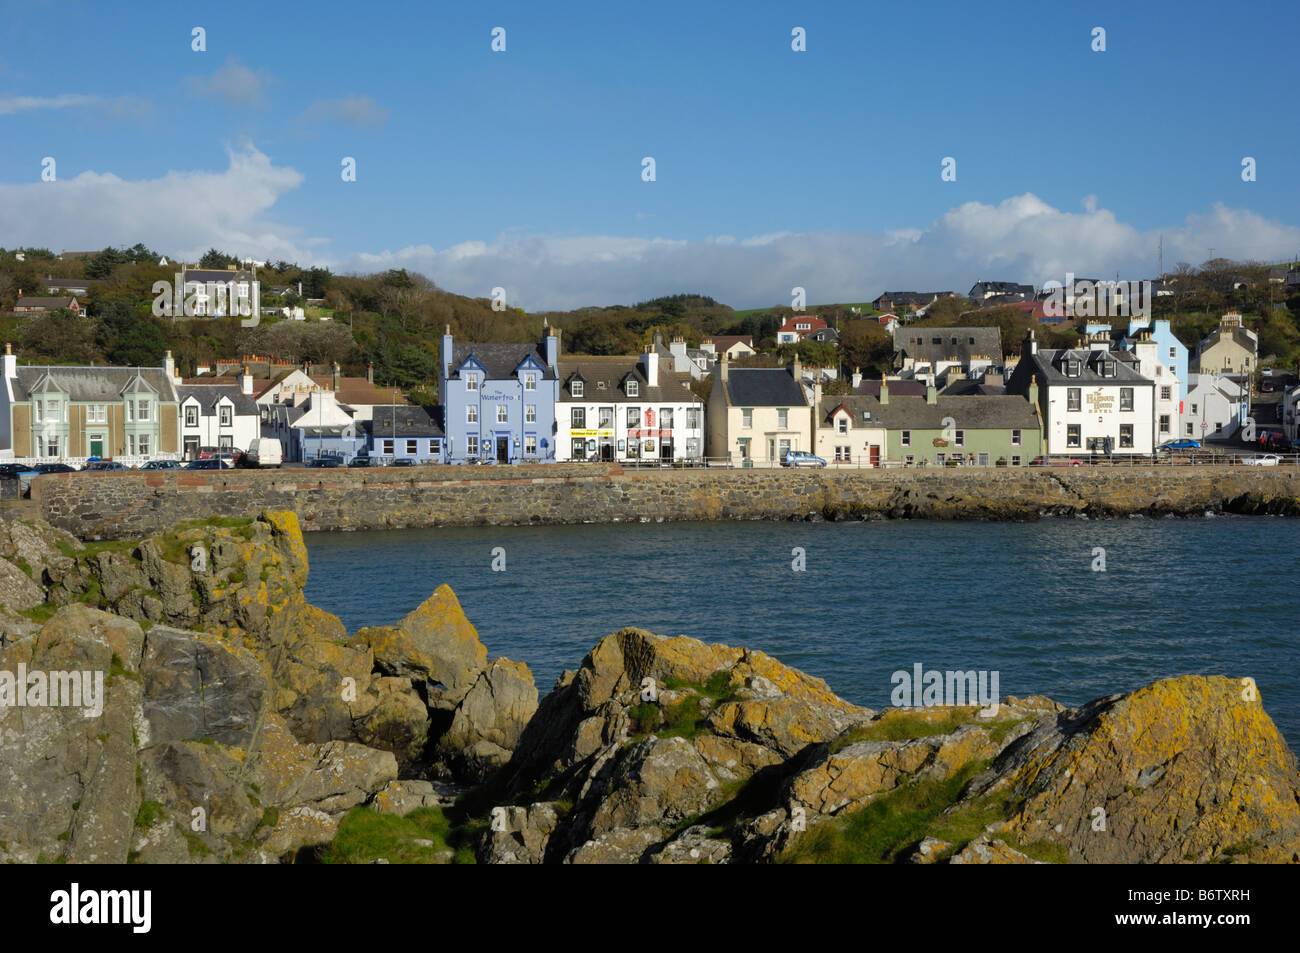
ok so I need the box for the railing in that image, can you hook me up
[0,454,184,469]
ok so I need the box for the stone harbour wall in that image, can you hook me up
[27,463,1300,540]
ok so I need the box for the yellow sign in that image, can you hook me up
[571,429,613,438]
[1086,390,1115,412]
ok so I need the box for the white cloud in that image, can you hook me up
[0,93,149,119]
[185,57,273,109]
[0,144,315,262]
[293,95,389,130]
[333,194,1300,311]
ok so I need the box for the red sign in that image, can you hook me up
[645,408,656,427]
[629,429,670,438]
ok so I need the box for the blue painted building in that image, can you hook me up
[1088,318,1189,406]
[367,405,445,463]
[439,327,560,463]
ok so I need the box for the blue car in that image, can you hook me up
[781,450,827,468]
[1158,439,1201,451]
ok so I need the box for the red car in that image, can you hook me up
[1029,455,1084,467]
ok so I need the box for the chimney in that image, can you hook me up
[879,375,889,406]
[366,362,374,385]
[241,365,253,396]
[1028,374,1039,406]
[441,325,454,380]
[641,347,659,388]
[332,362,340,392]
[1026,329,1037,355]
[163,349,176,383]
[851,366,862,390]
[543,326,559,368]
[2,343,14,382]
[925,382,937,405]
[719,355,729,382]
[792,355,802,383]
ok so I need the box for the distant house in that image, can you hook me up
[807,326,840,345]
[1193,313,1258,376]
[892,326,1003,384]
[177,265,259,319]
[702,335,756,361]
[872,291,956,314]
[1287,270,1300,292]
[40,278,108,296]
[707,358,812,465]
[654,330,712,379]
[368,405,445,463]
[968,280,1034,303]
[1268,266,1289,284]
[1185,373,1247,441]
[12,295,80,314]
[0,345,181,460]
[776,315,829,345]
[269,390,368,463]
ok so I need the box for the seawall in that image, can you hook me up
[25,464,1300,540]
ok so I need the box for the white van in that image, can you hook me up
[244,438,283,468]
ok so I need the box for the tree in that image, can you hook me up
[199,248,234,269]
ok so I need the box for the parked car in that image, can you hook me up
[184,457,236,470]
[1158,439,1202,451]
[1240,454,1281,466]
[84,461,129,471]
[781,450,827,468]
[243,438,283,468]
[389,458,416,467]
[347,456,376,468]
[309,457,342,468]
[35,462,80,473]
[141,460,181,470]
[1029,456,1084,467]
[0,463,26,478]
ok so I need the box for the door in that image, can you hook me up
[600,440,614,461]
[869,445,880,467]
[496,436,509,463]
[89,435,104,458]
[660,439,673,462]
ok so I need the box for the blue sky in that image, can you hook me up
[2,0,1298,309]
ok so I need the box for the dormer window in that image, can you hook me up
[571,379,584,397]
[464,373,478,391]
[626,379,639,397]
[524,372,537,391]
[1099,360,1116,378]
[837,416,849,434]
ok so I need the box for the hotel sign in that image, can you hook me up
[1085,390,1115,412]
[571,429,613,438]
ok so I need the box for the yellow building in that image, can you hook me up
[707,358,812,465]
[1194,313,1258,376]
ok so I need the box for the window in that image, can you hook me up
[1099,361,1116,378]
[572,407,586,428]
[524,435,537,455]
[137,400,150,422]
[382,439,394,455]
[406,439,418,455]
[1170,365,1176,379]
[88,404,106,424]
[837,417,849,434]
[185,405,198,427]
[125,401,133,423]
[1120,424,1134,448]
[627,437,640,457]
[777,408,789,428]
[1160,386,1172,401]
[464,373,478,391]
[524,372,537,392]
[1120,388,1134,412]
[686,407,700,429]
[1169,347,1177,360]
[219,405,232,427]
[572,438,587,458]
[659,407,673,429]
[45,435,59,456]
[1011,455,1021,466]
[214,436,227,451]
[626,379,639,397]
[834,446,850,461]
[429,439,441,455]
[1012,429,1022,446]
[978,452,990,466]
[1067,388,1081,411]
[571,380,584,397]
[969,337,976,345]
[467,405,478,424]
[741,409,753,428]
[525,404,537,424]
[496,404,508,424]
[1186,424,1193,436]
[599,407,615,429]
[901,430,911,447]
[1190,403,1198,415]
[904,454,915,465]
[627,407,640,428]
[1159,414,1170,434]
[935,453,946,466]
[34,400,43,422]
[466,435,479,455]
[1067,424,1081,447]
[955,430,965,447]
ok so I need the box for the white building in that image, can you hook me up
[555,350,705,463]
[1008,330,1156,455]
[1184,373,1246,441]
[1125,329,1181,446]
[176,378,262,458]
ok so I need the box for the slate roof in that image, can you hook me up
[41,279,108,293]
[722,368,807,407]
[819,393,1040,431]
[893,326,1003,364]
[180,268,256,284]
[11,366,178,402]
[558,357,697,403]
[12,296,77,310]
[367,405,444,437]
[1008,347,1153,391]
[450,343,556,380]
[176,384,260,416]
[1198,324,1258,355]
[852,378,927,398]
[970,281,1034,298]
[873,291,945,307]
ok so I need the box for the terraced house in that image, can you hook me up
[440,326,560,464]
[708,357,812,465]
[0,344,180,461]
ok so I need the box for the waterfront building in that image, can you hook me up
[367,405,445,463]
[1184,373,1247,441]
[1193,313,1257,376]
[176,377,260,458]
[892,326,1002,386]
[0,344,180,462]
[1007,330,1156,456]
[707,357,812,465]
[440,327,560,464]
[555,350,704,463]
[268,389,367,462]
